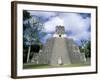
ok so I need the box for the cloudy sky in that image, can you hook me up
[27,10,91,45]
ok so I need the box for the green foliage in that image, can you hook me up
[23,10,31,21]
[23,63,90,69]
[79,40,91,58]
[23,10,46,63]
[23,45,28,63]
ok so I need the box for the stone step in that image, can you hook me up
[50,38,71,65]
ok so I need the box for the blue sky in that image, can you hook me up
[27,10,91,45]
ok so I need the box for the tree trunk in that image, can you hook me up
[27,45,31,63]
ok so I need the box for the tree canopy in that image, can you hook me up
[79,40,91,58]
[23,10,46,46]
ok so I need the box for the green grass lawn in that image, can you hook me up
[23,62,90,69]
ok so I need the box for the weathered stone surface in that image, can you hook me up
[38,38,55,64]
[50,38,71,65]
[31,26,86,65]
[56,26,65,35]
[37,37,86,65]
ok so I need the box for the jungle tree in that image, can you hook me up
[23,10,46,63]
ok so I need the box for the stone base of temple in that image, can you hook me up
[36,37,86,65]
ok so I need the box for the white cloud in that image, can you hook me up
[44,13,91,41]
[44,17,64,32]
[27,10,91,43]
[42,33,53,43]
[59,13,90,33]
[28,11,56,19]
[68,31,90,41]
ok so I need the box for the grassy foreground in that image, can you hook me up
[23,62,90,69]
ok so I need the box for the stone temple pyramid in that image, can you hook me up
[33,26,86,65]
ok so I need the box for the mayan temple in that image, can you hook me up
[31,26,86,65]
